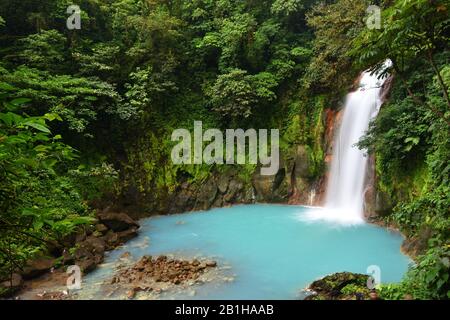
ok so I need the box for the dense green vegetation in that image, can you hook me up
[353,0,449,299]
[0,0,448,299]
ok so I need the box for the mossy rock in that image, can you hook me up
[305,272,374,300]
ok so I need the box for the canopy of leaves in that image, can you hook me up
[305,0,369,93]
[206,69,277,122]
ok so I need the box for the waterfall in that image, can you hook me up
[303,62,391,225]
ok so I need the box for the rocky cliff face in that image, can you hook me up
[168,169,255,214]
[116,168,256,217]
[114,106,337,217]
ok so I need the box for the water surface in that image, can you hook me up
[80,204,411,299]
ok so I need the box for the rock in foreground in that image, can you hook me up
[304,272,376,300]
[109,255,218,299]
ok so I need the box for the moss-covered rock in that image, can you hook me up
[304,272,377,300]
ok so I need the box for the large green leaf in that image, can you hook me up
[23,121,51,133]
[10,98,32,106]
[0,112,23,126]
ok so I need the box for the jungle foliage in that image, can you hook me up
[0,0,448,299]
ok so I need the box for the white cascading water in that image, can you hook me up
[302,63,390,225]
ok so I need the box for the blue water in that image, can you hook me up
[81,205,411,299]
